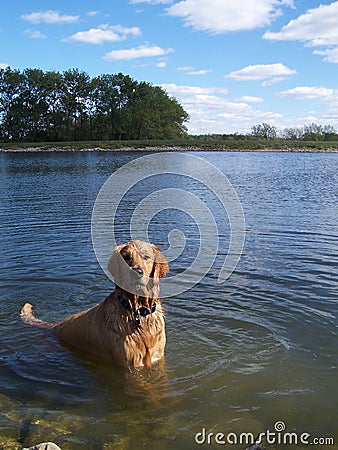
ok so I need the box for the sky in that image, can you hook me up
[1,0,338,135]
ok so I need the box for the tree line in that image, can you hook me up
[194,123,338,142]
[0,67,189,142]
[251,122,338,141]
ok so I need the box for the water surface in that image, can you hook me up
[0,151,337,449]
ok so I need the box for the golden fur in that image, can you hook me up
[20,240,169,369]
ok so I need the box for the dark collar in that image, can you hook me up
[117,294,156,327]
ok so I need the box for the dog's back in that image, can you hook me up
[20,293,166,368]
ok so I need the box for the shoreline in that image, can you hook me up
[1,145,338,153]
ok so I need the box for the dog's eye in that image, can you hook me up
[143,255,150,260]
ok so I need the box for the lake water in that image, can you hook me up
[0,151,337,450]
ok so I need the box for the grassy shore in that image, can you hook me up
[1,138,338,152]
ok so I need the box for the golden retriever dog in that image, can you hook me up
[20,240,169,369]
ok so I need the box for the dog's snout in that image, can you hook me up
[132,267,144,276]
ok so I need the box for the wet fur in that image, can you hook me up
[20,240,169,369]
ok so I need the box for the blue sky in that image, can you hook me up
[1,0,338,134]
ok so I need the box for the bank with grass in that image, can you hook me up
[1,138,338,152]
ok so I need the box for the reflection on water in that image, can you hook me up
[0,151,337,449]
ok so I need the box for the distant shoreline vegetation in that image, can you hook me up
[1,138,337,152]
[0,67,338,152]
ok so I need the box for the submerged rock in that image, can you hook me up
[23,444,62,450]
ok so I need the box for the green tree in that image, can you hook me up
[20,68,52,141]
[281,127,304,140]
[302,123,324,140]
[251,123,277,139]
[126,83,188,139]
[43,70,64,141]
[322,124,338,141]
[0,67,25,141]
[60,69,91,140]
[91,73,136,140]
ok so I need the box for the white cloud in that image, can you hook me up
[264,2,338,45]
[186,69,212,75]
[0,63,8,70]
[226,63,296,84]
[112,24,141,37]
[177,65,212,75]
[21,10,80,24]
[264,1,338,63]
[161,83,229,95]
[25,29,47,39]
[277,86,335,101]
[166,0,294,34]
[66,25,141,44]
[313,48,338,64]
[161,82,338,133]
[86,11,100,16]
[177,65,194,71]
[160,83,282,133]
[218,109,281,120]
[236,96,263,103]
[156,61,167,68]
[104,44,173,60]
[261,76,288,87]
[277,86,338,121]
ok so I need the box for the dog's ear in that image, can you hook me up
[108,243,127,283]
[151,245,169,279]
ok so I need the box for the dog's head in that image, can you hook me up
[108,240,169,296]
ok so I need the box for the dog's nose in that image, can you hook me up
[132,267,144,276]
